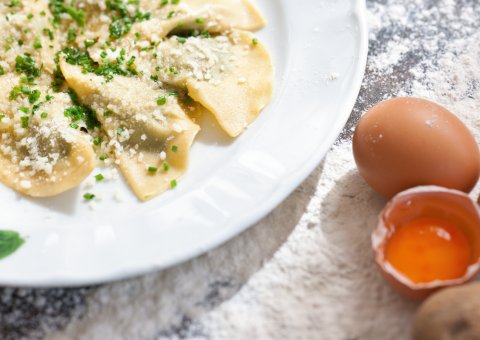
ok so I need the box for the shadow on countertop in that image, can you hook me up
[319,170,418,339]
[0,162,324,340]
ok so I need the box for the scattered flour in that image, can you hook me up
[196,1,480,334]
[4,0,480,339]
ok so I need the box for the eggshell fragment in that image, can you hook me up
[353,97,480,198]
[372,186,480,300]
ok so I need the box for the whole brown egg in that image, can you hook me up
[353,97,480,198]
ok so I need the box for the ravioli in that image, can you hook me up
[0,0,273,201]
[0,0,95,197]
[0,0,61,74]
[0,74,95,197]
[137,0,265,37]
[155,30,274,137]
[60,62,200,200]
[181,0,265,30]
[74,0,264,46]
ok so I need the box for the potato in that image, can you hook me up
[412,283,480,340]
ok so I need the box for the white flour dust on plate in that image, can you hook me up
[10,1,480,339]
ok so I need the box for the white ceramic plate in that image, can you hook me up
[0,0,368,286]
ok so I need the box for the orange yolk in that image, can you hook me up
[385,217,471,284]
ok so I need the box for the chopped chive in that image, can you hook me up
[20,116,29,128]
[43,28,53,40]
[162,162,170,171]
[9,88,19,100]
[67,27,77,43]
[33,39,42,49]
[148,166,158,173]
[99,155,107,161]
[176,37,187,44]
[95,174,104,181]
[32,103,42,113]
[83,193,95,200]
[157,96,167,105]
[20,85,31,94]
[28,89,41,103]
[40,112,48,119]
[84,39,96,48]
[170,179,177,188]
[126,56,136,67]
[171,145,178,152]
[252,38,259,46]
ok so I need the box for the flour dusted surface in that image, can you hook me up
[201,1,480,334]
[3,0,480,339]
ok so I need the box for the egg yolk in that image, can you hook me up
[385,218,471,284]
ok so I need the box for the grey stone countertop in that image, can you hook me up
[2,0,479,339]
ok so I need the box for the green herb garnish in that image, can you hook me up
[0,230,25,260]
[20,116,29,128]
[33,38,42,49]
[83,193,95,200]
[106,0,151,39]
[157,96,167,106]
[48,0,85,27]
[28,89,41,104]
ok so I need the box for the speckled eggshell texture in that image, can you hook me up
[353,97,480,198]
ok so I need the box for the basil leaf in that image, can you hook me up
[0,230,25,260]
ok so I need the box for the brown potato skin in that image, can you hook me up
[412,283,480,340]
